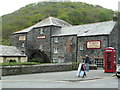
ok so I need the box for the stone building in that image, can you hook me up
[12,17,119,67]
[0,45,27,63]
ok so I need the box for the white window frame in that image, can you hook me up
[22,43,25,47]
[54,37,59,43]
[39,45,43,50]
[80,46,83,50]
[54,47,58,53]
[53,58,57,63]
[39,28,43,34]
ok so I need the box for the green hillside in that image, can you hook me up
[2,2,114,45]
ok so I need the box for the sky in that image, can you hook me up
[0,0,120,16]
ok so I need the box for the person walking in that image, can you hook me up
[85,55,90,72]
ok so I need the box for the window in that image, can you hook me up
[54,37,58,42]
[95,59,104,68]
[54,47,58,53]
[22,43,25,47]
[80,46,83,50]
[53,58,57,63]
[39,28,43,34]
[79,42,84,50]
[39,45,43,50]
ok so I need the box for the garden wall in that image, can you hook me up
[2,63,72,76]
[2,63,97,76]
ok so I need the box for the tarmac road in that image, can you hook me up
[1,70,119,88]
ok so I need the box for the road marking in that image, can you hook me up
[2,79,68,83]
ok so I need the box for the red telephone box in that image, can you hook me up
[104,47,116,73]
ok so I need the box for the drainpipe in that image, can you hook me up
[76,36,78,62]
[50,26,52,63]
[107,35,110,47]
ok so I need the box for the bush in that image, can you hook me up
[0,62,41,66]
[30,58,40,62]
[9,59,17,62]
[72,62,79,70]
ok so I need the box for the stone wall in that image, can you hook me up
[109,23,119,54]
[2,63,97,76]
[51,35,77,63]
[77,35,109,62]
[12,33,27,52]
[26,26,51,62]
[2,63,72,76]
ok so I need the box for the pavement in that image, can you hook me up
[54,69,116,82]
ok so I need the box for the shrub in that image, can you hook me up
[9,59,17,62]
[72,62,79,70]
[30,58,41,62]
[0,62,40,66]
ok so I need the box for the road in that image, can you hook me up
[1,70,119,88]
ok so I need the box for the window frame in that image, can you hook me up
[54,37,59,43]
[54,47,58,53]
[39,28,44,34]
[21,43,25,48]
[39,45,43,50]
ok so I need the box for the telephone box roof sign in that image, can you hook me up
[86,40,101,49]
[105,47,116,52]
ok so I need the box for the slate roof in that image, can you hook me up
[52,20,116,37]
[0,45,26,57]
[13,17,72,34]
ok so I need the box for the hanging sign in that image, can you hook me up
[86,40,101,49]
[19,36,26,41]
[37,35,46,39]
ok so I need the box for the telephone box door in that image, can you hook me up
[104,47,116,73]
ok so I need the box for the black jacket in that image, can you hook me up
[85,57,90,64]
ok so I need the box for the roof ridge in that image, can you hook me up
[49,17,54,25]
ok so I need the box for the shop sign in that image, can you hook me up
[86,40,101,49]
[19,36,26,41]
[37,35,46,39]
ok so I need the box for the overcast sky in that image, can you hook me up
[0,0,120,16]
